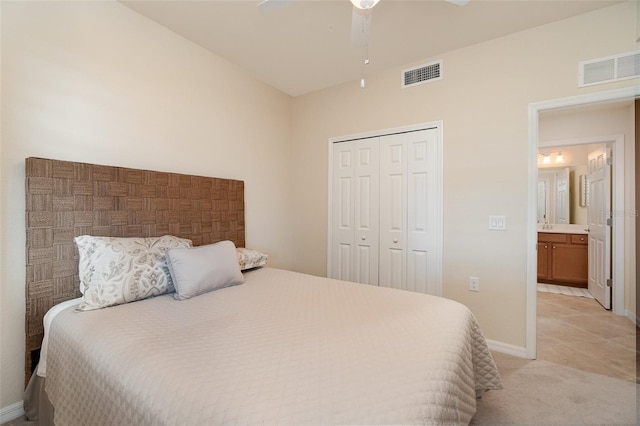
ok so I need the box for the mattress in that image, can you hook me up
[44,267,502,425]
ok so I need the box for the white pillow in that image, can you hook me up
[236,247,269,270]
[167,240,245,300]
[75,235,192,311]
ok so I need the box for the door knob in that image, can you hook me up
[393,238,398,243]
[361,235,366,240]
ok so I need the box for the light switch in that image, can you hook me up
[489,215,506,231]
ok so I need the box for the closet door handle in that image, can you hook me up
[393,238,398,244]
[361,235,366,241]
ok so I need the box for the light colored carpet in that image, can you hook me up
[472,352,638,425]
[538,283,594,299]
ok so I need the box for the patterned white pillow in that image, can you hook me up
[236,247,269,270]
[75,235,192,311]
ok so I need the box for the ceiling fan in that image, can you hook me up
[257,0,469,88]
[257,0,470,48]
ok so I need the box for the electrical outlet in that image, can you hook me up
[469,276,480,292]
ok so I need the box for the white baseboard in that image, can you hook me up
[486,339,528,359]
[626,310,638,326]
[0,401,24,423]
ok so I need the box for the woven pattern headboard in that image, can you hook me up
[24,157,245,384]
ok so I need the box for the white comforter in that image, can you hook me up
[45,267,501,425]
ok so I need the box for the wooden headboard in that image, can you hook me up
[24,157,245,384]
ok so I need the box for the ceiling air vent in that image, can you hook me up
[402,60,442,88]
[579,51,640,87]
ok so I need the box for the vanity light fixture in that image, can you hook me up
[351,0,380,9]
[542,153,551,164]
[555,152,564,163]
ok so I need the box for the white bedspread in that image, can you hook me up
[45,267,501,425]
[37,297,82,377]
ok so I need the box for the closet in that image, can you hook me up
[328,127,442,296]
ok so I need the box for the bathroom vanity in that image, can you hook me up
[537,226,588,288]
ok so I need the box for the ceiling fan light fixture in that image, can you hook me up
[350,0,380,10]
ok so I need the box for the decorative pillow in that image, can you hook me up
[74,235,192,311]
[236,247,269,270]
[167,240,245,300]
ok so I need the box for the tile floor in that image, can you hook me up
[537,290,637,383]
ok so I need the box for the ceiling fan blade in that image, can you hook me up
[445,0,470,6]
[257,0,296,15]
[350,6,372,47]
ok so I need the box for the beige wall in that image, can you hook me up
[1,1,292,409]
[290,1,638,349]
[571,165,589,225]
[540,103,636,320]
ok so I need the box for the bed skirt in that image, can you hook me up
[24,369,54,426]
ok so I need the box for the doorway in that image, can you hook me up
[526,87,636,359]
[537,140,615,309]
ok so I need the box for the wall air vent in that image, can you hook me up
[579,51,640,87]
[402,60,442,88]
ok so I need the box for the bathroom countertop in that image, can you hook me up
[538,224,588,234]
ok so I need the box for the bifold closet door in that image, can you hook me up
[379,129,435,293]
[330,138,379,285]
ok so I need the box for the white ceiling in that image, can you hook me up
[120,0,622,97]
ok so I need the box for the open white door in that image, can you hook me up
[587,144,611,309]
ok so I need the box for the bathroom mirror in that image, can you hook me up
[538,167,570,224]
[537,166,589,225]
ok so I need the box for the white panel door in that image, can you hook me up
[406,129,438,294]
[379,134,407,289]
[587,144,611,309]
[331,142,356,281]
[379,129,438,293]
[331,138,379,284]
[329,125,441,296]
[353,138,380,285]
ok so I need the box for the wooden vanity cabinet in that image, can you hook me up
[537,232,588,288]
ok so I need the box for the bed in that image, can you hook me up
[24,157,502,425]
